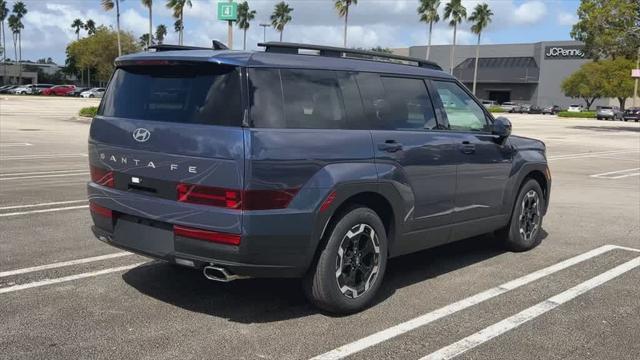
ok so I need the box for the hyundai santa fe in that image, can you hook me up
[88,43,551,314]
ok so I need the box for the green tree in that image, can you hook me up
[370,46,392,54]
[0,0,9,81]
[142,0,152,49]
[85,19,96,35]
[139,33,155,48]
[270,1,293,42]
[155,24,167,44]
[101,0,122,56]
[597,58,635,110]
[444,0,466,75]
[561,62,602,110]
[71,18,84,40]
[166,0,192,45]
[10,1,26,84]
[469,3,493,95]
[571,0,640,60]
[417,0,440,61]
[237,1,256,50]
[334,0,357,48]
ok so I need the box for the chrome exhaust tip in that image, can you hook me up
[203,265,247,282]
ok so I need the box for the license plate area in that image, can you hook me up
[113,215,174,257]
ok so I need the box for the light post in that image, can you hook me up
[259,23,270,42]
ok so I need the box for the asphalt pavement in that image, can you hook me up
[1,95,639,360]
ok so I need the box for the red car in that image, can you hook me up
[41,85,75,96]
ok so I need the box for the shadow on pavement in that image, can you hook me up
[122,231,547,323]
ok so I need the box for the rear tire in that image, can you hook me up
[498,179,545,252]
[304,206,388,314]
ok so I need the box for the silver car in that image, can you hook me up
[80,88,106,98]
[596,106,623,120]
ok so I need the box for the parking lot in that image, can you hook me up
[1,95,639,359]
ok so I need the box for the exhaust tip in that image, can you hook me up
[203,265,247,282]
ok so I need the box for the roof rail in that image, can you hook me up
[258,42,442,70]
[149,41,229,52]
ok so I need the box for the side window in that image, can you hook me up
[280,69,346,129]
[432,80,489,132]
[356,73,437,131]
[248,68,285,128]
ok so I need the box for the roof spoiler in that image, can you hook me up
[258,42,442,70]
[148,40,229,52]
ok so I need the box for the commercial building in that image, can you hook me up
[404,40,610,108]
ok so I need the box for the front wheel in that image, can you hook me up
[304,206,388,314]
[498,179,545,252]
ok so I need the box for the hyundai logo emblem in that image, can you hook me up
[132,128,151,143]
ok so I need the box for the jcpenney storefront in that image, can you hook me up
[407,40,605,108]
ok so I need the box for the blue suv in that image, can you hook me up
[88,43,551,313]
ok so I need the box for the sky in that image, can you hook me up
[2,0,581,65]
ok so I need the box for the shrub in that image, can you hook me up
[79,106,98,118]
[488,106,505,113]
[557,111,596,118]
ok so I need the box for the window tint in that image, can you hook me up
[248,68,284,128]
[100,64,242,126]
[432,80,489,132]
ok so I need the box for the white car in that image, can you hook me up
[10,84,35,94]
[567,104,583,112]
[80,88,106,98]
[500,101,518,112]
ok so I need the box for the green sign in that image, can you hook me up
[217,2,238,21]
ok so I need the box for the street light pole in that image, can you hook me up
[634,47,639,108]
[259,23,270,42]
[227,0,233,49]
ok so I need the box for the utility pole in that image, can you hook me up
[227,0,233,49]
[634,47,639,108]
[259,23,269,42]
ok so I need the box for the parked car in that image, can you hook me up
[596,106,623,120]
[0,85,15,93]
[67,87,90,97]
[31,84,55,95]
[500,101,518,112]
[10,84,36,94]
[42,85,76,96]
[623,107,640,122]
[481,100,496,108]
[87,43,550,314]
[567,104,583,112]
[80,87,105,98]
[528,105,542,114]
[542,105,562,115]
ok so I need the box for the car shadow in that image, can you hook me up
[122,231,546,323]
[570,125,640,133]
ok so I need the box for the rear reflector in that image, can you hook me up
[90,166,115,188]
[177,183,298,210]
[320,191,337,212]
[89,202,113,218]
[173,225,241,246]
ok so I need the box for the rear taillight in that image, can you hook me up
[176,183,298,210]
[173,224,241,246]
[90,166,114,188]
[89,201,113,218]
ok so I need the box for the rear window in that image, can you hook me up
[99,63,242,126]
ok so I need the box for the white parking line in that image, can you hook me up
[420,256,640,360]
[0,252,132,278]
[0,153,88,160]
[548,150,638,161]
[0,199,87,211]
[0,142,32,147]
[0,205,89,217]
[590,167,640,179]
[310,245,632,360]
[0,263,146,294]
[0,169,88,177]
[0,171,88,181]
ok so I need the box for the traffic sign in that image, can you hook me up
[217,2,238,21]
[632,69,640,78]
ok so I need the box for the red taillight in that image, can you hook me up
[176,183,298,210]
[173,225,241,246]
[90,166,114,188]
[319,191,337,212]
[89,202,113,218]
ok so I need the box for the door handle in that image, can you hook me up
[378,140,403,153]
[460,141,476,154]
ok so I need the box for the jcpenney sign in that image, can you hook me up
[544,46,585,59]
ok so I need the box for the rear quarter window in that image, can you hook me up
[99,63,242,126]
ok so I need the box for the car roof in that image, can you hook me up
[115,48,453,80]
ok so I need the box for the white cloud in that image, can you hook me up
[557,12,578,26]
[512,1,547,25]
[121,8,149,36]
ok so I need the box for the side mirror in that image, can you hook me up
[492,116,512,139]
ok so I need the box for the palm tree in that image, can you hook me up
[11,1,26,84]
[166,0,192,45]
[71,18,84,40]
[443,0,466,75]
[85,19,96,35]
[142,0,152,49]
[334,0,357,48]
[139,33,154,48]
[0,0,9,82]
[469,3,493,95]
[270,1,293,42]
[101,0,122,56]
[7,14,20,83]
[155,24,167,44]
[417,0,440,60]
[236,1,256,50]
